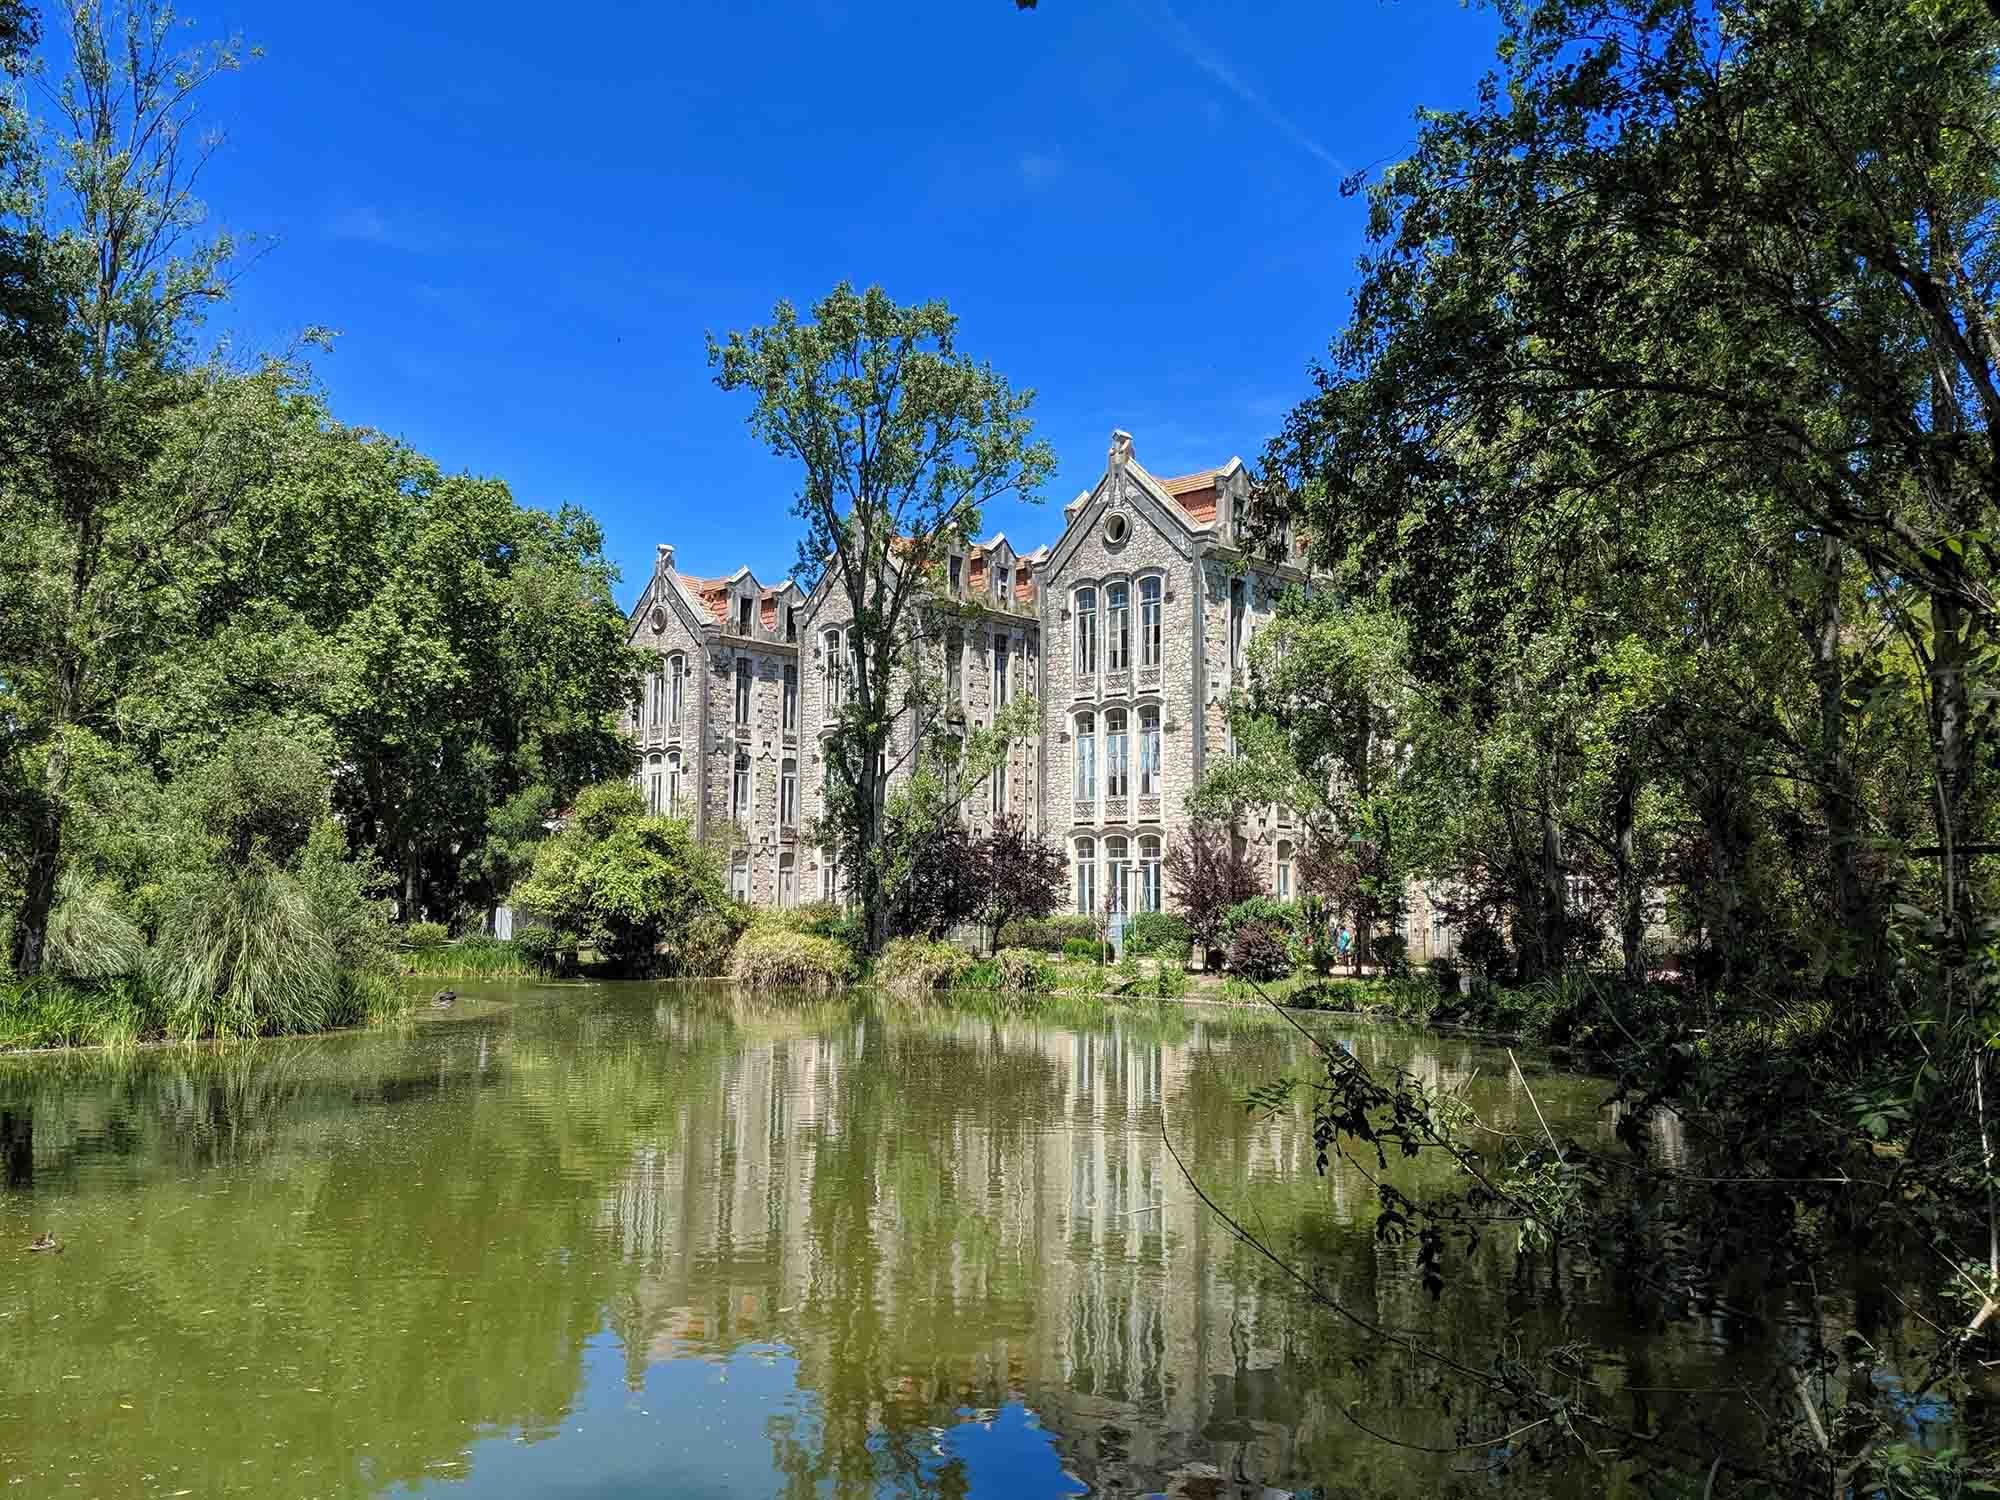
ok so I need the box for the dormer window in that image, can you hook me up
[994,563,1011,602]
[949,556,962,593]
[785,606,797,642]
[737,596,753,635]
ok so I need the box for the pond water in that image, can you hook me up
[0,983,1932,1498]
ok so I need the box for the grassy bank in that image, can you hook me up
[395,936,553,980]
[0,971,414,1053]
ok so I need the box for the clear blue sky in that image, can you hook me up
[95,0,1503,607]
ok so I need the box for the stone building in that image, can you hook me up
[621,430,1317,939]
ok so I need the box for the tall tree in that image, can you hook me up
[0,0,258,974]
[708,283,1054,951]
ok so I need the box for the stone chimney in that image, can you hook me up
[656,543,674,574]
[1108,429,1133,475]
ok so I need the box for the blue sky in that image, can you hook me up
[92,0,1502,607]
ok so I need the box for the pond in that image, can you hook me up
[0,983,1931,1498]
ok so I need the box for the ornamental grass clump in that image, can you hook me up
[730,929,856,991]
[873,938,972,998]
[993,947,1057,994]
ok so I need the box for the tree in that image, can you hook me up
[1163,820,1265,964]
[1,0,257,974]
[882,812,984,942]
[976,815,1066,954]
[708,283,1054,953]
[513,782,732,976]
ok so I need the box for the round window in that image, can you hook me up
[1103,511,1129,545]
[649,606,667,632]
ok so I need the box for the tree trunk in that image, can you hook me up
[1539,800,1566,978]
[11,649,81,977]
[1613,761,1644,984]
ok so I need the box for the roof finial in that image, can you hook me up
[656,543,674,573]
[1109,429,1134,473]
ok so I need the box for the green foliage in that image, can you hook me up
[1061,937,1099,962]
[1123,911,1191,957]
[992,947,1058,994]
[729,929,856,992]
[395,936,546,980]
[44,870,145,981]
[513,783,733,976]
[401,922,451,950]
[997,914,1095,952]
[873,937,973,997]
[1224,897,1297,939]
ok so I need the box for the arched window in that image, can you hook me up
[1074,712,1096,801]
[646,754,662,814]
[1105,709,1128,798]
[1074,588,1098,677]
[781,757,798,827]
[782,664,797,731]
[1276,840,1295,901]
[1139,707,1160,797]
[648,661,665,725]
[732,752,751,823]
[1107,581,1129,671]
[1139,577,1163,667]
[778,852,796,907]
[668,654,685,727]
[734,657,752,724]
[1139,836,1162,913]
[666,751,681,816]
[824,629,844,711]
[1074,837,1097,915]
[1105,836,1130,916]
[1229,577,1247,666]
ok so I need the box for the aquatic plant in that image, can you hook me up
[730,930,856,992]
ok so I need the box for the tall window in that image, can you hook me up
[994,562,1011,602]
[1106,837,1130,916]
[646,755,662,813]
[991,757,1008,817]
[1105,709,1129,798]
[648,663,663,725]
[993,636,1010,707]
[1075,838,1097,915]
[735,658,751,724]
[947,628,964,705]
[732,752,751,823]
[822,859,837,901]
[737,596,753,635]
[1230,578,1247,666]
[1139,836,1162,913]
[1107,582,1130,671]
[1075,588,1098,677]
[786,606,797,642]
[781,757,798,827]
[1140,577,1162,667]
[1027,639,1038,697]
[824,630,844,710]
[666,752,681,816]
[778,854,795,907]
[1277,841,1295,900]
[731,857,749,901]
[949,556,962,593]
[668,655,685,727]
[782,665,798,732]
[1139,708,1160,796]
[1075,712,1096,801]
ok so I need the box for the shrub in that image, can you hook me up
[150,863,343,1040]
[1373,932,1410,977]
[1124,911,1191,957]
[1228,922,1292,981]
[513,925,567,973]
[730,929,855,991]
[1152,961,1187,999]
[666,907,748,977]
[874,938,973,997]
[1225,897,1298,939]
[45,871,146,980]
[1062,937,1101,962]
[998,914,1097,952]
[400,921,451,949]
[1427,956,1462,989]
[994,947,1058,993]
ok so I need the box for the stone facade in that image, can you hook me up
[622,431,1314,928]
